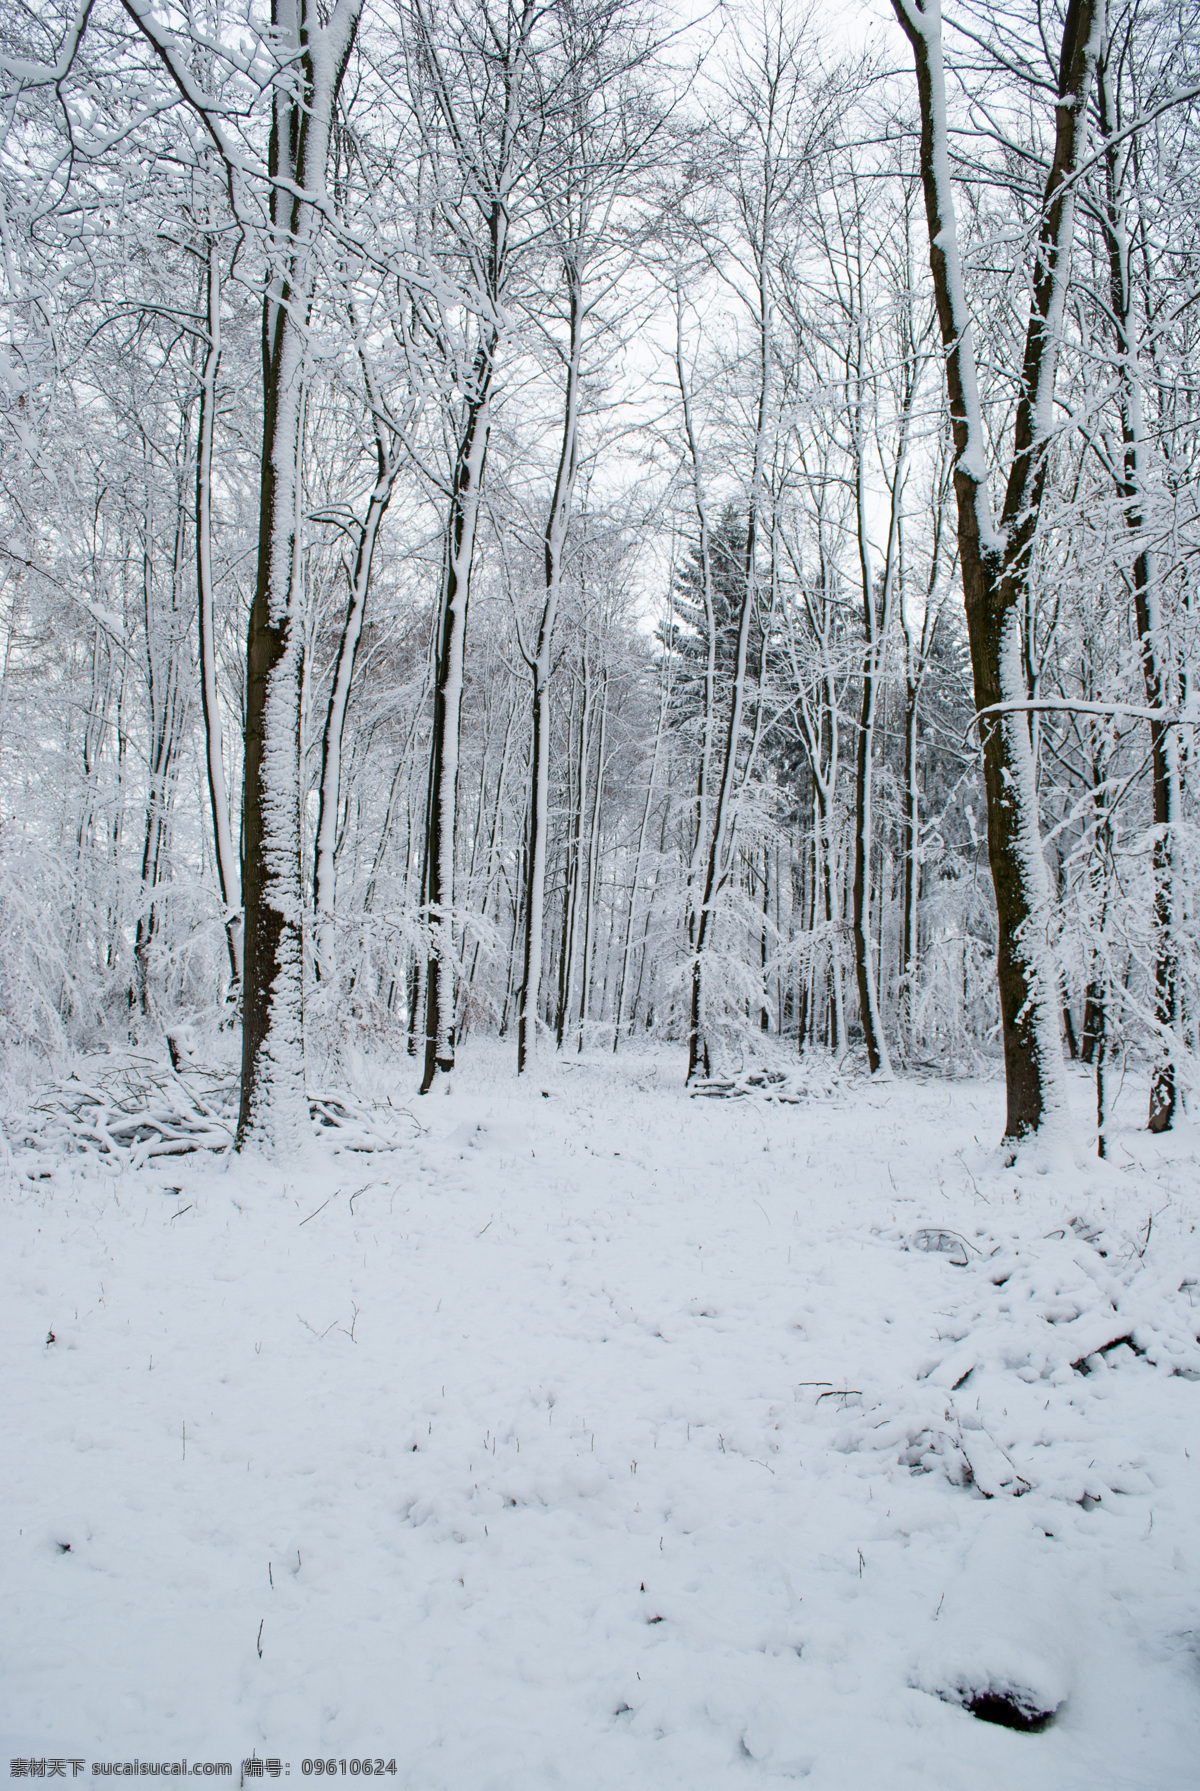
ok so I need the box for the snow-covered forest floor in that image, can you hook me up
[4,1046,1200,1789]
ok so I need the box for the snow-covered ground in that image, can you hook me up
[4,1046,1200,1788]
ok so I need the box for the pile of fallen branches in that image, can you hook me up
[11,1053,420,1177]
[690,1062,843,1103]
[307,1089,421,1153]
[827,1210,1200,1503]
[14,1055,235,1176]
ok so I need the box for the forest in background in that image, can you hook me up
[1,0,1198,1153]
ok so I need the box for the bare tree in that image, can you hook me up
[891,0,1103,1140]
[1095,18,1181,1130]
[312,335,408,985]
[514,0,659,1072]
[195,235,243,999]
[124,0,364,1145]
[681,11,839,1081]
[403,0,544,1093]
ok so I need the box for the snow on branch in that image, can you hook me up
[969,699,1199,733]
[0,0,94,94]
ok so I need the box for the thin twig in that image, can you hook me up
[299,1195,335,1226]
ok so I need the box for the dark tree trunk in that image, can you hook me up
[195,239,243,1001]
[893,0,1100,1139]
[420,376,493,1094]
[1098,52,1177,1131]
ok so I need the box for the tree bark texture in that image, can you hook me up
[1098,49,1178,1131]
[236,0,362,1146]
[420,381,492,1092]
[517,258,582,1072]
[196,238,243,997]
[893,0,1101,1138]
[313,384,402,983]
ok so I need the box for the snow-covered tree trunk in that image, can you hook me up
[419,378,493,1091]
[899,521,945,1041]
[195,237,242,999]
[1098,48,1180,1132]
[461,680,519,1028]
[576,665,608,1051]
[683,274,772,1083]
[133,480,190,1016]
[124,0,362,1146]
[234,0,362,1146]
[313,376,402,984]
[783,572,846,1056]
[555,649,591,1050]
[848,300,908,1080]
[408,0,546,1092]
[673,294,720,1036]
[613,660,668,1050]
[685,504,761,1081]
[516,258,582,1073]
[892,0,1101,1140]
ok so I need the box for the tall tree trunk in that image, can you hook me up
[517,256,582,1071]
[1090,738,1112,1156]
[899,519,945,1045]
[628,786,671,1038]
[235,0,363,1147]
[126,0,364,1149]
[195,237,243,997]
[462,684,518,1025]
[134,492,188,1016]
[849,283,916,1076]
[556,651,590,1049]
[893,0,1100,1140]
[1098,51,1178,1131]
[849,393,900,1075]
[686,542,759,1079]
[313,392,401,983]
[576,666,608,1050]
[614,668,668,1049]
[758,849,770,1032]
[685,267,770,1081]
[408,0,536,1091]
[420,368,495,1092]
[673,296,720,1055]
[900,670,920,1039]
